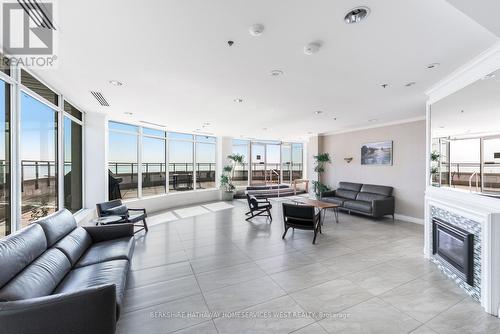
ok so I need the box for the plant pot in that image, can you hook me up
[221,190,234,201]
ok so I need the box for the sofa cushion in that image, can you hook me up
[344,200,372,213]
[54,259,129,318]
[36,209,77,247]
[360,184,393,196]
[54,227,93,266]
[0,248,71,301]
[0,224,47,288]
[75,237,135,268]
[321,197,346,206]
[335,189,359,200]
[356,192,389,202]
[338,182,363,192]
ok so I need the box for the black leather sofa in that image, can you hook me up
[0,209,135,334]
[321,182,395,219]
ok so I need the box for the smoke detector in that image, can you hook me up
[304,42,321,55]
[249,24,265,36]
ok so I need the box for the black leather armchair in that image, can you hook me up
[0,209,135,334]
[282,203,321,244]
[96,199,148,233]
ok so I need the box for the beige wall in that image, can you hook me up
[319,120,426,219]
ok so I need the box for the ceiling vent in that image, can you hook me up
[90,91,110,106]
[140,120,166,128]
[17,0,56,30]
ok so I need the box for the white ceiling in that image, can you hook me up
[32,0,498,140]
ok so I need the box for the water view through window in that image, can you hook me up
[20,92,58,228]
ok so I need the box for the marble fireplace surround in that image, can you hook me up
[424,187,500,316]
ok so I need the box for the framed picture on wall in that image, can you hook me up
[361,140,393,165]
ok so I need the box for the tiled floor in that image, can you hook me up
[117,199,500,334]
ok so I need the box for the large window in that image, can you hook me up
[108,122,139,200]
[20,93,58,228]
[142,130,166,197]
[196,136,216,189]
[169,134,194,192]
[232,139,249,186]
[0,80,10,237]
[291,143,303,180]
[63,114,83,213]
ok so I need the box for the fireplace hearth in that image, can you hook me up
[432,217,474,285]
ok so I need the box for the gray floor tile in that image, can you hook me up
[123,275,201,313]
[290,279,374,319]
[196,262,266,292]
[290,322,329,334]
[426,298,500,334]
[213,295,315,334]
[380,278,466,322]
[171,321,218,334]
[127,261,193,289]
[116,294,210,334]
[255,252,317,274]
[320,297,421,333]
[204,276,286,313]
[270,263,342,293]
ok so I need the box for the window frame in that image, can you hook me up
[0,66,86,235]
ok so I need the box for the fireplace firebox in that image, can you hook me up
[432,218,474,285]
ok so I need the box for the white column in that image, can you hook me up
[84,112,108,209]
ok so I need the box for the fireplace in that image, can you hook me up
[432,218,474,285]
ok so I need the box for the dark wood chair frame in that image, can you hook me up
[245,194,273,222]
[282,203,322,244]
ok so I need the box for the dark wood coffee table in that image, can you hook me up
[292,198,340,224]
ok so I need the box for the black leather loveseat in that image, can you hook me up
[321,182,395,219]
[0,209,135,334]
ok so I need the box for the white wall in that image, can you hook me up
[84,112,108,209]
[319,120,426,220]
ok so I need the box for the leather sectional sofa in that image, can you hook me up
[321,182,395,219]
[0,209,135,334]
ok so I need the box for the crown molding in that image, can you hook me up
[319,116,425,137]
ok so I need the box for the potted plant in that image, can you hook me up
[430,151,440,185]
[219,153,244,201]
[312,152,331,198]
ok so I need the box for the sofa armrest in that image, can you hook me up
[372,197,395,218]
[321,190,336,198]
[0,285,116,334]
[83,223,134,243]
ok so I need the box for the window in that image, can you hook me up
[21,70,58,106]
[281,144,292,183]
[0,80,10,237]
[0,54,9,76]
[20,92,58,228]
[108,122,139,200]
[63,116,83,213]
[63,100,83,121]
[232,139,249,186]
[292,143,303,180]
[169,136,193,192]
[196,138,216,189]
[142,132,166,197]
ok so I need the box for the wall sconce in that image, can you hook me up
[344,157,353,163]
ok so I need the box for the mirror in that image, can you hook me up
[430,68,500,197]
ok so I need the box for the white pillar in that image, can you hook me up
[84,112,108,209]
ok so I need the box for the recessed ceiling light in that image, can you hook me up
[270,69,284,77]
[482,73,496,80]
[262,127,267,131]
[249,24,265,36]
[233,98,243,103]
[405,82,416,87]
[380,83,389,88]
[333,117,337,121]
[439,126,445,129]
[344,7,371,24]
[304,42,322,55]
[124,112,133,115]
[109,80,123,86]
[427,63,440,69]
[203,122,211,126]
[368,119,378,122]
[314,111,323,115]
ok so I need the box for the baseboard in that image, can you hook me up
[394,214,424,225]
